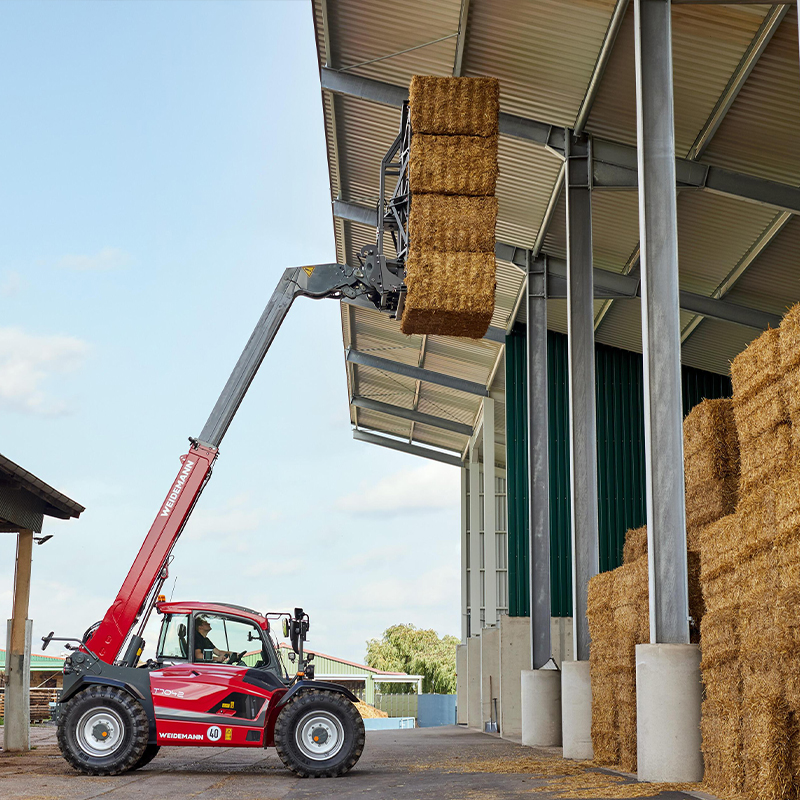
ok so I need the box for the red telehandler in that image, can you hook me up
[41,106,415,779]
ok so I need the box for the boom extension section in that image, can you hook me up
[86,262,399,664]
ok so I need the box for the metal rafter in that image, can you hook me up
[353,429,462,466]
[452,0,471,77]
[351,396,473,436]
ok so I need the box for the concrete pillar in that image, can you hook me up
[526,254,551,669]
[561,660,593,759]
[461,467,468,643]
[483,399,497,627]
[456,644,469,724]
[467,636,482,730]
[469,447,482,635]
[480,626,500,731]
[636,644,703,782]
[4,528,33,752]
[565,132,599,662]
[521,669,562,747]
[633,0,689,646]
[499,615,530,741]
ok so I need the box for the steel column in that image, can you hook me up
[469,443,483,636]
[634,0,689,645]
[527,254,552,668]
[461,466,469,642]
[483,398,497,627]
[565,134,600,662]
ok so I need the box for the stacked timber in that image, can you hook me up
[402,76,499,339]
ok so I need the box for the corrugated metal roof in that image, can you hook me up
[315,0,800,468]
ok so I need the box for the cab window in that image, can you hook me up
[157,614,190,660]
[192,613,267,664]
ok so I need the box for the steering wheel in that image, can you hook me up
[226,650,247,665]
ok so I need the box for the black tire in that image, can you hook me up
[129,743,160,771]
[274,690,365,778]
[57,685,149,776]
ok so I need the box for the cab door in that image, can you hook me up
[150,613,275,747]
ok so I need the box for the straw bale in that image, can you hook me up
[409,134,498,196]
[702,570,743,614]
[685,477,737,532]
[701,699,744,799]
[622,526,647,565]
[740,583,782,672]
[688,551,704,642]
[401,250,495,339]
[700,607,739,670]
[683,398,740,479]
[785,366,800,418]
[739,485,778,556]
[408,194,498,253]
[408,76,499,137]
[742,667,796,800]
[739,422,793,495]
[698,514,742,583]
[732,381,788,441]
[774,464,800,545]
[730,327,782,402]
[777,535,800,591]
[779,302,800,371]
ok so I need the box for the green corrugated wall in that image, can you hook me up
[506,328,732,617]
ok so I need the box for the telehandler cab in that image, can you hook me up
[42,108,416,778]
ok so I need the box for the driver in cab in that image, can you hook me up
[194,616,234,663]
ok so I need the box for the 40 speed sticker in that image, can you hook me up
[207,725,222,742]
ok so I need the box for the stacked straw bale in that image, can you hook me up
[697,308,800,800]
[402,75,499,339]
[587,397,737,774]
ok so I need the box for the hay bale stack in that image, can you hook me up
[622,525,647,565]
[683,398,739,544]
[402,75,499,339]
[587,569,618,766]
[780,303,800,452]
[731,328,791,493]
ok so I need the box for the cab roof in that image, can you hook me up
[156,600,269,630]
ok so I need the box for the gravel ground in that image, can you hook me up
[0,723,713,800]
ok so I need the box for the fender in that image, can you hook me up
[59,672,157,745]
[263,681,360,747]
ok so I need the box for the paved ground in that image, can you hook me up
[1,724,711,800]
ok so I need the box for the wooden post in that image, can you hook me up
[5,529,33,751]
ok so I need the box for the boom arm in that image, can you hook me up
[86,263,371,664]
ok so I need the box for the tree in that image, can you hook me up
[365,624,459,694]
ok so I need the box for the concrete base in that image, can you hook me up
[467,637,482,730]
[456,644,468,724]
[636,643,703,782]
[561,660,593,759]
[521,668,562,747]
[550,617,574,668]
[480,627,500,731]
[499,615,530,741]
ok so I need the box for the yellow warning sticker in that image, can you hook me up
[225,728,232,742]
[303,266,315,277]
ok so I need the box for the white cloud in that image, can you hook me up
[182,493,264,541]
[59,247,132,272]
[336,462,459,516]
[0,270,23,297]
[0,327,88,415]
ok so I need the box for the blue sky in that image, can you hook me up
[0,0,460,664]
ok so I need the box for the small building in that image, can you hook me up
[0,649,65,689]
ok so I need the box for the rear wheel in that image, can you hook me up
[274,690,365,778]
[57,685,149,775]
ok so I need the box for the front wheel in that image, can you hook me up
[57,685,149,775]
[274,690,365,778]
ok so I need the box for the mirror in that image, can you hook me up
[282,618,289,638]
[247,631,259,641]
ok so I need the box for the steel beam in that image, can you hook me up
[352,429,463,467]
[527,253,552,669]
[333,201,780,331]
[345,349,489,396]
[634,0,689,645]
[461,466,469,642]
[351,396,473,437]
[469,443,483,635]
[565,135,600,662]
[323,68,800,215]
[483,398,497,626]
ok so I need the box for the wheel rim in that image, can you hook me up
[294,710,345,761]
[75,706,126,757]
